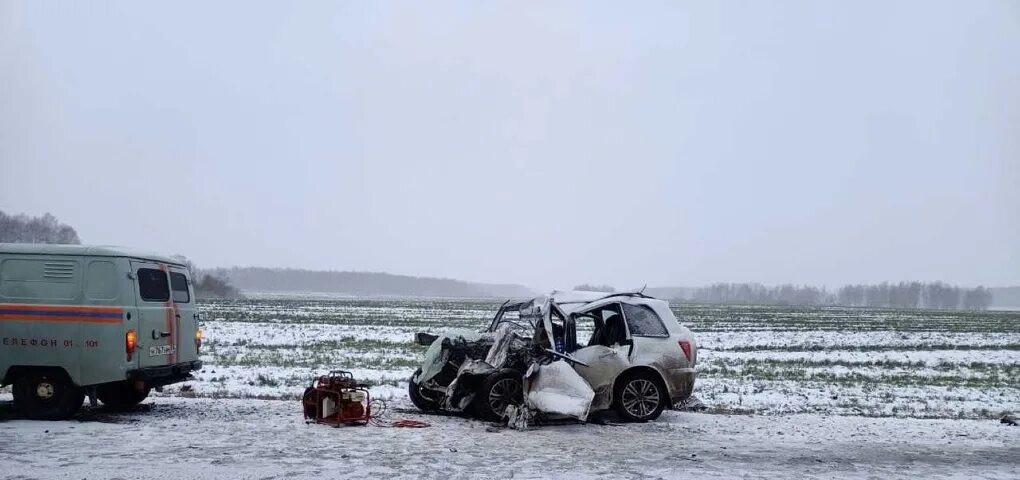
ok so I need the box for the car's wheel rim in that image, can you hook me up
[488,378,522,415]
[36,381,55,400]
[622,378,660,418]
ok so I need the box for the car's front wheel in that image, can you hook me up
[408,368,441,412]
[473,369,523,421]
[614,371,667,422]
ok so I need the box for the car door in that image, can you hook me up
[523,300,596,420]
[565,303,632,410]
[167,265,198,364]
[130,261,175,368]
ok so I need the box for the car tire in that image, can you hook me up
[97,381,150,410]
[473,369,523,421]
[408,368,441,412]
[13,369,84,420]
[613,370,667,422]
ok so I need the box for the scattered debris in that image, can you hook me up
[504,405,531,430]
[388,419,429,428]
[415,332,439,346]
[676,395,708,412]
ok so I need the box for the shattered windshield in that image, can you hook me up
[492,308,537,335]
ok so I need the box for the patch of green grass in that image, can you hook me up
[254,373,280,387]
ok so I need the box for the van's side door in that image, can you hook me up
[130,261,175,368]
[167,266,198,363]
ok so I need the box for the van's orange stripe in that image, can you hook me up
[0,314,123,324]
[0,304,124,313]
[0,304,123,324]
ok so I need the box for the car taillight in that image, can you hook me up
[126,330,137,360]
[195,329,203,349]
[678,340,693,363]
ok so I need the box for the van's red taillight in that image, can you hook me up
[126,330,137,360]
[678,340,693,363]
[195,329,203,350]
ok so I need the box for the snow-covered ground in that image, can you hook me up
[1,396,1016,479]
[183,299,1020,420]
[2,298,1017,478]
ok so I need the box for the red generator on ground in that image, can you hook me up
[302,370,371,426]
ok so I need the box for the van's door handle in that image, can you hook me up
[175,313,181,320]
[152,330,171,339]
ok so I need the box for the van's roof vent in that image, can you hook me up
[43,261,76,279]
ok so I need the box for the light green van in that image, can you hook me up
[0,243,202,419]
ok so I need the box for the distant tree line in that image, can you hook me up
[0,211,80,244]
[193,273,242,299]
[692,283,828,306]
[835,282,992,310]
[172,256,242,299]
[0,212,240,300]
[214,267,533,298]
[685,282,993,310]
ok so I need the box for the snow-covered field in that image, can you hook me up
[177,298,1020,420]
[1,396,1017,479]
[1,297,1018,478]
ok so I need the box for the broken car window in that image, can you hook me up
[572,312,598,349]
[495,309,534,335]
[550,309,566,353]
[622,303,669,337]
[585,303,628,347]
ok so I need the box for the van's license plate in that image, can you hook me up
[149,345,177,357]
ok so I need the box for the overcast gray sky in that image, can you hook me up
[1,0,1017,290]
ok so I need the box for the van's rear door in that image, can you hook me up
[130,261,176,368]
[167,265,198,363]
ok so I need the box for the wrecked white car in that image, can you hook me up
[408,291,697,423]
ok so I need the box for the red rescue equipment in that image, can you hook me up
[302,370,372,426]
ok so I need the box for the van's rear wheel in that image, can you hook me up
[13,369,84,420]
[97,381,150,410]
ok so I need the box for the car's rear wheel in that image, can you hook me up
[408,368,441,412]
[473,369,523,421]
[614,371,667,422]
[97,381,150,410]
[13,369,84,420]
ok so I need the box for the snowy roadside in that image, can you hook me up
[1,396,1016,480]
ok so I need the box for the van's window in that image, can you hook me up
[86,261,118,300]
[0,259,80,300]
[137,268,169,302]
[622,303,669,337]
[169,272,190,303]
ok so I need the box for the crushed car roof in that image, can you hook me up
[537,290,666,314]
